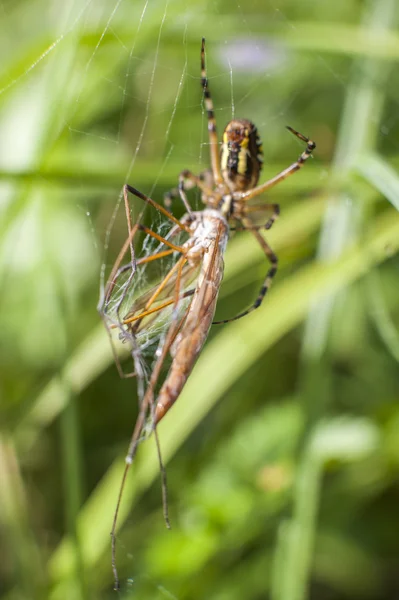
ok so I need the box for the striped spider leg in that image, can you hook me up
[100,184,229,590]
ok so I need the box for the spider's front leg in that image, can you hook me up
[164,169,214,212]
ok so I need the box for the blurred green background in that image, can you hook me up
[1,0,399,598]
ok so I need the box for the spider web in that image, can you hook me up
[1,0,399,597]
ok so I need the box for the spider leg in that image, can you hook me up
[178,170,213,215]
[241,127,316,201]
[164,169,214,209]
[201,38,223,185]
[213,220,278,325]
[243,202,280,230]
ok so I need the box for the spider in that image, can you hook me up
[166,37,316,323]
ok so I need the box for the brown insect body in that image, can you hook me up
[154,210,228,422]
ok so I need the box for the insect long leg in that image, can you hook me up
[104,248,180,341]
[103,184,190,311]
[201,38,223,186]
[213,224,278,325]
[101,182,192,385]
[104,252,189,383]
[123,256,188,326]
[107,236,183,307]
[144,256,188,312]
[111,372,159,591]
[123,293,190,326]
[138,224,185,254]
[103,222,139,310]
[153,425,170,529]
[110,186,142,322]
[110,226,186,327]
[137,248,175,265]
[240,127,316,202]
[125,184,191,232]
[124,181,136,263]
[111,256,191,590]
[150,254,188,529]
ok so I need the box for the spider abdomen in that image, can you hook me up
[221,119,263,192]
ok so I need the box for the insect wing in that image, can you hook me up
[101,208,196,374]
